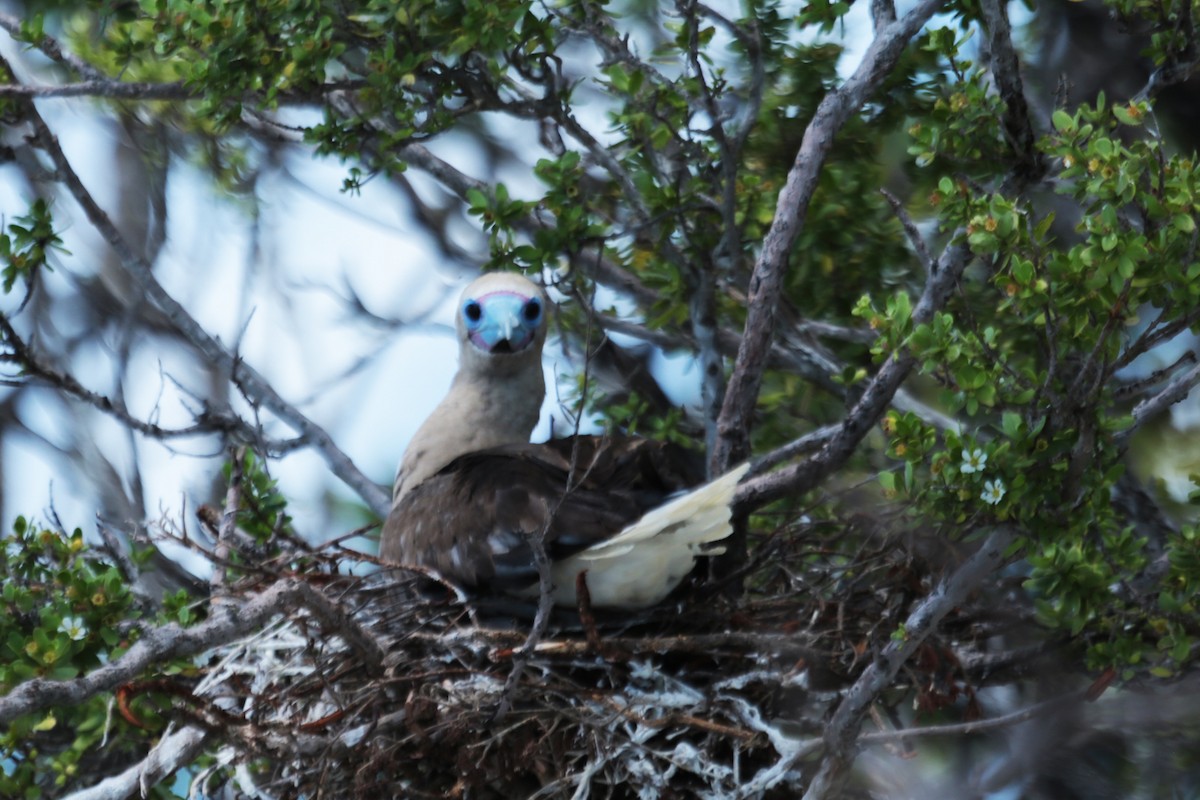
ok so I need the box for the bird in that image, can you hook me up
[379,271,749,610]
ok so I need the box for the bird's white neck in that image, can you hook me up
[393,353,545,503]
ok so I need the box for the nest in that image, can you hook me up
[145,520,1015,799]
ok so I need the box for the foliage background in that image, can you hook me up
[1,0,1200,796]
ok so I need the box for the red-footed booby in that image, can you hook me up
[379,272,748,609]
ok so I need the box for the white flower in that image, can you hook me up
[960,448,987,474]
[981,478,1006,505]
[59,616,87,641]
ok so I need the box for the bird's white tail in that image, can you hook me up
[535,462,751,609]
[578,462,750,561]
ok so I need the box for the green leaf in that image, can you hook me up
[1113,103,1143,126]
[465,187,488,212]
[1002,411,1022,438]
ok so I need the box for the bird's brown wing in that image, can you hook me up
[379,435,704,591]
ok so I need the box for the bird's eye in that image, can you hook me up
[463,300,483,324]
[523,298,542,322]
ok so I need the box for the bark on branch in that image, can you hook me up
[733,240,973,511]
[712,0,947,474]
[799,526,1018,798]
[0,579,381,725]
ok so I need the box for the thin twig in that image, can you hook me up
[749,424,841,476]
[0,579,313,723]
[1114,351,1197,398]
[870,0,897,30]
[0,314,232,441]
[332,97,663,308]
[1117,305,1200,368]
[0,12,107,81]
[790,526,1018,799]
[783,685,1092,756]
[734,240,973,512]
[60,726,209,800]
[0,80,190,99]
[880,187,934,274]
[21,103,390,516]
[518,631,826,661]
[493,295,603,721]
[212,447,246,596]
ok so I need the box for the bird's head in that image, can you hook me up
[455,272,549,371]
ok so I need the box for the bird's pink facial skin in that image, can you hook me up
[463,290,543,354]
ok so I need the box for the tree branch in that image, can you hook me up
[337,99,664,309]
[0,579,304,723]
[870,0,897,31]
[795,526,1018,798]
[0,80,190,99]
[211,448,245,595]
[1124,359,1200,436]
[61,726,209,800]
[712,0,946,474]
[22,102,391,517]
[749,423,841,476]
[0,12,107,82]
[0,314,232,441]
[880,187,934,274]
[734,241,973,511]
[979,0,1041,179]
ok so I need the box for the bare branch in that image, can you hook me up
[1125,359,1200,436]
[749,424,840,476]
[691,272,725,460]
[350,109,664,308]
[713,0,946,473]
[591,297,958,475]
[595,309,845,395]
[1114,351,1197,399]
[0,314,229,441]
[1135,60,1200,100]
[491,519,555,722]
[795,526,1018,798]
[0,579,317,724]
[735,240,973,511]
[1117,304,1200,368]
[0,12,107,82]
[0,80,189,99]
[695,3,766,157]
[521,631,825,661]
[870,0,897,31]
[736,681,1088,794]
[878,688,1089,742]
[61,726,209,800]
[979,0,1041,179]
[212,448,246,595]
[21,102,391,516]
[880,187,934,274]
